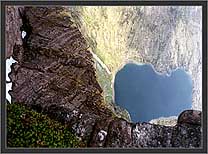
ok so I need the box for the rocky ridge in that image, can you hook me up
[7,6,202,148]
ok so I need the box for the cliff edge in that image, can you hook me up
[7,6,201,148]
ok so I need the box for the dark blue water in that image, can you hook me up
[114,63,192,122]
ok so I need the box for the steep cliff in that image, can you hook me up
[5,6,24,58]
[7,6,201,148]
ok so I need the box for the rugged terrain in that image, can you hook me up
[69,6,202,111]
[6,6,202,148]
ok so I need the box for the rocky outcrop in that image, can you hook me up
[89,114,201,148]
[177,110,201,126]
[8,6,201,148]
[6,6,24,58]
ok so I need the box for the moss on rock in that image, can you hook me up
[7,102,81,147]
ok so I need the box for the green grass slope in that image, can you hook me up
[7,103,82,147]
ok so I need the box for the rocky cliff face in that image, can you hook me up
[5,6,24,58]
[7,6,201,148]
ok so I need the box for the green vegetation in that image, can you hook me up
[95,61,113,104]
[95,62,131,122]
[7,103,81,147]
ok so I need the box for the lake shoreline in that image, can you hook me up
[113,62,192,122]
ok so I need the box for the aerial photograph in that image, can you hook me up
[5,5,202,149]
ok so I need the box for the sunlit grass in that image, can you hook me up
[77,6,136,75]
